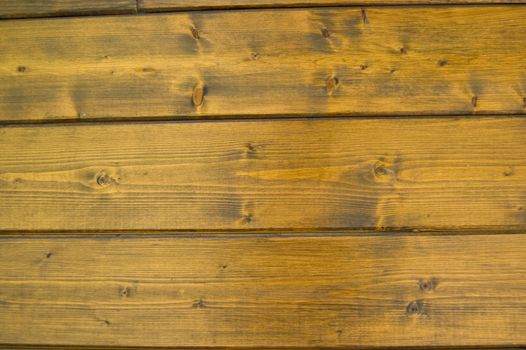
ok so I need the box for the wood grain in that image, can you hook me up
[1,6,526,122]
[140,0,526,12]
[0,1,137,19]
[1,117,525,232]
[1,233,526,347]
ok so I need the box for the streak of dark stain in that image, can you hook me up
[347,12,363,39]
[389,68,397,74]
[523,97,526,108]
[307,33,333,53]
[437,60,448,67]
[104,320,111,325]
[46,252,53,259]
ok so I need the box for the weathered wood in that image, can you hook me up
[0,0,137,19]
[140,0,526,12]
[1,233,526,347]
[0,117,525,232]
[1,6,526,122]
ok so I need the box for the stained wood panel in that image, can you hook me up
[1,6,526,122]
[0,0,137,19]
[140,0,526,12]
[1,117,525,232]
[1,234,526,347]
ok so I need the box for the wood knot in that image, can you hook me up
[244,142,263,159]
[326,76,339,95]
[373,162,389,177]
[17,66,27,73]
[418,278,438,292]
[242,214,253,224]
[406,300,424,315]
[192,299,206,308]
[360,64,368,70]
[399,47,407,54]
[119,287,132,298]
[190,26,200,40]
[96,172,113,186]
[192,83,205,107]
[321,28,330,38]
[437,60,448,67]
[46,252,53,259]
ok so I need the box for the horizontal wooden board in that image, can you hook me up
[1,6,526,122]
[0,1,137,19]
[140,0,526,12]
[1,233,526,347]
[1,117,525,232]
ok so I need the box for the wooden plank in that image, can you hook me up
[0,1,137,19]
[1,6,526,122]
[0,117,525,232]
[1,233,526,347]
[140,0,526,12]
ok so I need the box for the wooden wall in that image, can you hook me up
[1,1,525,349]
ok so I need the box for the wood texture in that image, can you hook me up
[140,0,526,12]
[1,234,526,347]
[1,117,525,232]
[1,6,526,122]
[0,1,137,19]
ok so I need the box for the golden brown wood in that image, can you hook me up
[1,6,526,122]
[140,0,526,12]
[1,233,526,347]
[0,0,137,19]
[1,117,525,232]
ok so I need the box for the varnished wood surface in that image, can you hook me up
[1,117,525,232]
[1,233,525,347]
[1,6,526,122]
[0,1,137,19]
[140,0,526,12]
